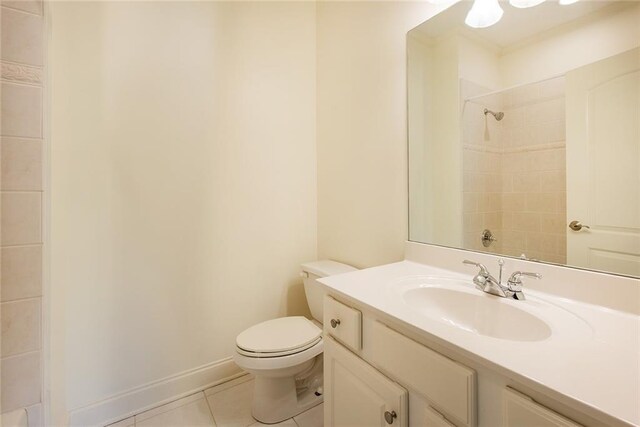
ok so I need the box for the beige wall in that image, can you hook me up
[0,0,45,416]
[317,1,435,268]
[50,0,316,419]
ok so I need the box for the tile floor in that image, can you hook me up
[107,375,323,427]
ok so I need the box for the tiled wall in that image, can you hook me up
[462,77,567,264]
[462,80,503,254]
[500,79,567,264]
[1,0,45,414]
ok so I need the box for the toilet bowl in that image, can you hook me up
[233,260,357,424]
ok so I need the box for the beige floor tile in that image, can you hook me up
[204,374,252,397]
[293,404,323,427]
[135,393,205,423]
[206,379,255,427]
[136,395,215,427]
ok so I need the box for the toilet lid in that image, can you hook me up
[236,316,322,355]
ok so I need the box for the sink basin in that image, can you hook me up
[403,286,552,342]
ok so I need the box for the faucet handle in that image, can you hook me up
[463,260,489,276]
[463,260,492,291]
[507,271,542,289]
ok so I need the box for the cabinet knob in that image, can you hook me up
[384,410,397,424]
[330,318,341,328]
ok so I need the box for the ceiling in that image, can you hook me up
[411,0,623,50]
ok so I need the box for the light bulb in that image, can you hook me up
[465,0,504,29]
[559,0,579,5]
[509,0,545,8]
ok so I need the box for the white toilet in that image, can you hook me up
[233,260,356,424]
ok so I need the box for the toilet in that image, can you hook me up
[233,260,357,424]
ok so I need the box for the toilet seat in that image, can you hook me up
[237,336,322,358]
[236,316,322,357]
[234,338,323,372]
[234,316,324,371]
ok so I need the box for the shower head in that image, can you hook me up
[484,108,504,121]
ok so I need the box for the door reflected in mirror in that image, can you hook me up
[407,1,640,277]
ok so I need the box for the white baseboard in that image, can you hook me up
[68,357,245,427]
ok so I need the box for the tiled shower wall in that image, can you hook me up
[1,0,45,415]
[462,80,503,254]
[500,80,567,264]
[462,78,567,264]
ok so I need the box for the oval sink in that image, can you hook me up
[403,286,552,342]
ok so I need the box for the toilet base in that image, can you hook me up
[251,355,324,424]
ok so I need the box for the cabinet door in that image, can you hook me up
[324,336,408,427]
[425,406,457,427]
[503,388,582,427]
[370,321,476,427]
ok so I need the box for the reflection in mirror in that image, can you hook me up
[408,1,640,277]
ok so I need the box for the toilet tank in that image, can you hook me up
[301,260,357,323]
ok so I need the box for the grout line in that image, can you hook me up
[0,78,44,89]
[1,242,44,248]
[0,4,43,17]
[202,392,218,426]
[1,295,43,304]
[0,135,43,141]
[0,242,43,249]
[0,189,45,194]
[0,59,44,69]
[1,346,43,361]
[0,78,43,89]
[0,349,40,362]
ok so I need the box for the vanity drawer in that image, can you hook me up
[324,296,362,352]
[503,388,582,427]
[370,321,476,427]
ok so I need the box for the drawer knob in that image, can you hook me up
[384,410,397,424]
[330,318,341,328]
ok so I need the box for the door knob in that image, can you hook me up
[569,220,590,231]
[384,410,397,424]
[330,318,340,328]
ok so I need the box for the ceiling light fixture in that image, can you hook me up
[465,0,504,29]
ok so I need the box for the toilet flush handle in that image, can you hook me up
[330,318,341,328]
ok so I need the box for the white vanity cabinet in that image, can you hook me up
[503,388,582,427]
[369,321,476,427]
[323,295,590,427]
[323,296,475,427]
[425,406,458,427]
[324,336,408,427]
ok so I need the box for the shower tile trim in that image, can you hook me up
[1,61,43,86]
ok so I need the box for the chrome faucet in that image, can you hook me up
[463,259,541,300]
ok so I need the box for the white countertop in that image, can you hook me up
[319,260,640,427]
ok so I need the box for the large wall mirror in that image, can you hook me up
[408,1,640,277]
